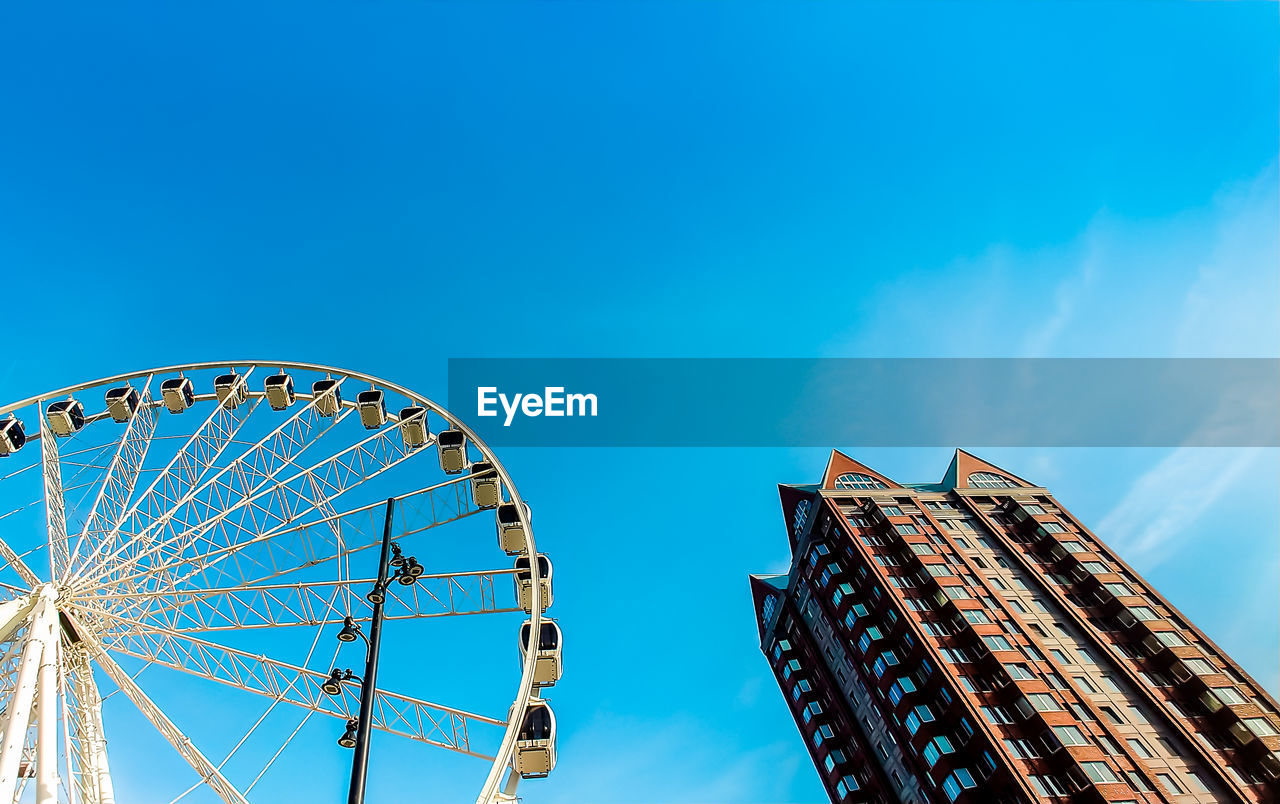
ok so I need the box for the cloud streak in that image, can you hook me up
[1096,447,1262,570]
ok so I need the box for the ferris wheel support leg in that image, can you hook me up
[0,587,56,803]
[68,645,115,804]
[88,691,115,804]
[36,618,58,804]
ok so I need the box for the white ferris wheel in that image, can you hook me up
[0,362,561,804]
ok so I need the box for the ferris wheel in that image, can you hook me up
[0,362,560,804]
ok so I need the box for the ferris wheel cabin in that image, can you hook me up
[519,620,562,688]
[264,373,295,410]
[356,390,387,429]
[46,399,86,437]
[513,700,557,779]
[214,373,248,409]
[0,417,26,456]
[437,429,467,474]
[104,385,141,422]
[470,461,500,509]
[312,379,342,417]
[398,405,429,448]
[160,377,195,414]
[496,502,529,556]
[514,554,553,614]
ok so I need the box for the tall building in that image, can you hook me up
[750,450,1280,804]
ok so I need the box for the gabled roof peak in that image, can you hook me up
[820,450,902,490]
[942,449,1036,490]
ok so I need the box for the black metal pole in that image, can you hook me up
[348,497,395,804]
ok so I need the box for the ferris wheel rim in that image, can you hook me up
[0,359,545,804]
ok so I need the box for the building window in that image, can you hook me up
[803,702,823,723]
[1005,663,1034,681]
[824,748,847,771]
[1027,693,1062,712]
[1099,706,1124,724]
[1029,775,1072,797]
[923,735,954,766]
[811,724,834,748]
[882,505,904,516]
[832,583,854,607]
[1245,717,1279,738]
[1184,658,1216,675]
[1040,521,1066,533]
[888,678,917,705]
[1052,725,1089,746]
[1157,773,1184,795]
[895,523,920,535]
[836,473,888,490]
[793,499,811,536]
[942,769,977,801]
[983,635,1014,652]
[968,472,1018,488]
[1080,762,1120,784]
[980,705,1014,725]
[1125,771,1154,792]
[1004,738,1040,759]
[836,775,860,797]
[1185,771,1211,793]
[1212,686,1247,706]
[761,595,778,625]
[1126,739,1152,758]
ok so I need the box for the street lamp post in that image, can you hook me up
[346,496,396,804]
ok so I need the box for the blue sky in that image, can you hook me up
[0,2,1276,802]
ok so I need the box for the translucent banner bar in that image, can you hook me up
[447,358,1280,447]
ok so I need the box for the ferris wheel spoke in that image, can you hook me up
[38,403,72,584]
[65,378,158,585]
[76,399,414,596]
[80,612,505,759]
[85,474,481,602]
[176,473,480,595]
[84,483,485,633]
[73,389,349,593]
[72,373,262,586]
[94,569,520,633]
[69,620,250,804]
[0,536,40,590]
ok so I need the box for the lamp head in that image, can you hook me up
[338,719,359,749]
[336,616,362,643]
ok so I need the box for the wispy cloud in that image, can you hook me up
[1174,161,1280,357]
[1019,223,1104,357]
[1096,447,1262,570]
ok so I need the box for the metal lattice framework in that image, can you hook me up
[0,362,552,804]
